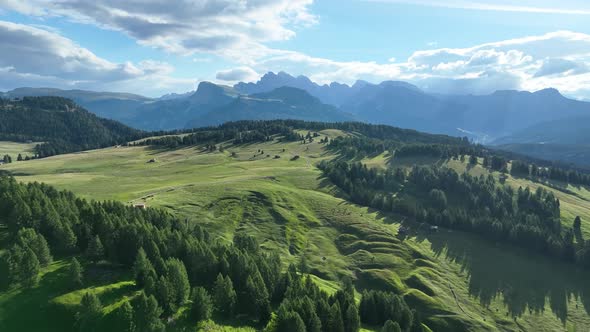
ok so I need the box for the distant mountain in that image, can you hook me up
[235,71,367,106]
[343,86,590,142]
[340,81,462,136]
[436,88,590,140]
[492,115,590,166]
[186,87,354,128]
[493,115,590,145]
[5,73,590,152]
[2,87,152,122]
[0,96,142,157]
[131,82,237,131]
[496,143,590,167]
[157,91,195,101]
[235,73,590,144]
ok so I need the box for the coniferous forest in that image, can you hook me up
[0,176,426,332]
[3,97,590,331]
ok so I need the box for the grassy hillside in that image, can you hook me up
[3,128,590,331]
[0,141,39,160]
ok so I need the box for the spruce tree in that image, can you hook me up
[133,248,156,288]
[116,301,135,332]
[327,302,344,332]
[86,235,104,262]
[20,247,40,287]
[190,287,212,322]
[382,320,401,332]
[133,292,164,332]
[213,274,237,318]
[344,303,360,332]
[166,258,190,306]
[574,216,582,231]
[276,305,306,332]
[76,292,102,332]
[156,275,174,315]
[16,228,52,266]
[69,257,84,289]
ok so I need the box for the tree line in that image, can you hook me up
[319,161,590,268]
[0,175,426,331]
[0,97,143,158]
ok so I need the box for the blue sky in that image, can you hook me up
[1,0,590,98]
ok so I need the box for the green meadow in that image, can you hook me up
[3,131,590,331]
[0,141,39,160]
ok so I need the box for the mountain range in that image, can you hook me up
[3,71,590,165]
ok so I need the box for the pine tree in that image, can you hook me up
[344,303,360,332]
[298,254,309,273]
[86,235,104,262]
[115,301,135,332]
[16,228,52,266]
[166,258,190,306]
[276,305,306,332]
[190,287,212,322]
[574,216,582,231]
[20,247,40,287]
[381,320,401,332]
[0,254,9,290]
[244,271,270,320]
[133,248,156,288]
[34,233,52,266]
[133,292,164,332]
[69,257,84,289]
[327,302,344,332]
[213,274,237,318]
[156,275,174,315]
[17,154,23,161]
[76,292,102,332]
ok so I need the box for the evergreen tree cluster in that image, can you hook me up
[0,97,143,158]
[359,290,422,331]
[319,161,590,268]
[269,268,361,332]
[0,174,428,330]
[511,160,590,186]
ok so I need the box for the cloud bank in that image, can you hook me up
[0,20,194,96]
[2,1,590,99]
[1,0,316,58]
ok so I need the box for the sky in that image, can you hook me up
[0,0,590,99]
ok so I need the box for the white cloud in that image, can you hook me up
[364,0,590,15]
[240,30,590,98]
[216,67,259,82]
[0,21,194,96]
[2,0,317,59]
[2,2,590,99]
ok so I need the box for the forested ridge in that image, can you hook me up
[0,97,143,157]
[319,159,590,269]
[0,176,425,331]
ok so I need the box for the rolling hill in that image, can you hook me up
[1,87,152,123]
[0,96,143,157]
[2,120,590,331]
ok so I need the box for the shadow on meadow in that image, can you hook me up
[0,264,75,332]
[417,229,590,325]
